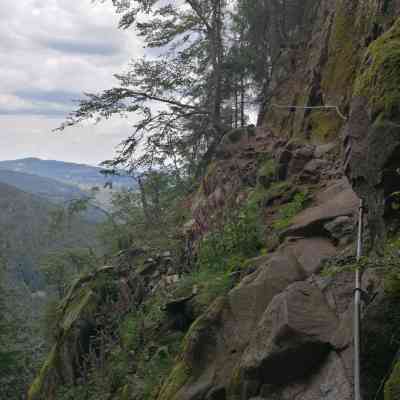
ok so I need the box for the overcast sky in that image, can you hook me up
[0,0,143,166]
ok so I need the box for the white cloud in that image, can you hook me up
[0,0,143,164]
[0,115,135,166]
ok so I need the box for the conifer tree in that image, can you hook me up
[60,0,229,174]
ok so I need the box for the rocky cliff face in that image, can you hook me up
[261,0,400,251]
[166,132,361,400]
[29,2,400,400]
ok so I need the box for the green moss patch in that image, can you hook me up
[322,0,359,98]
[385,360,400,400]
[354,17,400,118]
[309,110,343,143]
[272,190,310,231]
[158,362,191,400]
[61,288,95,333]
[28,346,58,400]
[247,181,292,209]
[120,384,130,400]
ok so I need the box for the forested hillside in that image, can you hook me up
[0,168,114,223]
[0,169,85,207]
[0,181,99,288]
[0,181,103,398]
[2,1,400,400]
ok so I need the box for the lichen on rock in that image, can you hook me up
[354,16,400,119]
[28,346,59,400]
[385,360,400,400]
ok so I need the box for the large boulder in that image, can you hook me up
[282,187,359,238]
[268,352,352,400]
[240,282,338,388]
[280,237,337,275]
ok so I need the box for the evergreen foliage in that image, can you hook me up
[40,248,99,299]
[98,170,190,255]
[58,1,276,176]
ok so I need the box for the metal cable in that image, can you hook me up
[270,104,348,121]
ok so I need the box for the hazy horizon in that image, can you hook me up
[0,154,104,168]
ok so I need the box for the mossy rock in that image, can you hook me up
[61,288,95,333]
[354,17,400,119]
[120,384,131,400]
[227,366,243,399]
[384,269,400,297]
[28,268,127,400]
[158,361,191,400]
[361,295,400,398]
[263,181,294,206]
[308,110,344,143]
[180,297,228,373]
[28,346,59,400]
[322,0,359,99]
[246,181,293,210]
[385,360,400,400]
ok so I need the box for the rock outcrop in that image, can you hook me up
[344,17,400,251]
[28,252,183,400]
[161,177,360,400]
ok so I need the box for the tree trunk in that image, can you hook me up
[137,176,152,225]
[234,84,239,128]
[240,75,245,127]
[211,0,223,133]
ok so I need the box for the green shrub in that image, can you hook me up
[172,202,264,312]
[246,185,269,208]
[383,237,400,296]
[247,181,293,209]
[175,268,233,314]
[197,202,264,272]
[272,190,310,230]
[120,312,143,352]
[257,159,277,189]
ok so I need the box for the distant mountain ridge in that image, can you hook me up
[0,169,85,202]
[0,169,107,222]
[0,157,133,188]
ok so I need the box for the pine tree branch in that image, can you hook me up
[185,0,213,32]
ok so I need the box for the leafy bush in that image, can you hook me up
[197,202,264,273]
[257,158,277,189]
[382,237,400,296]
[120,312,143,352]
[272,190,310,230]
[247,181,292,210]
[97,171,190,257]
[175,268,233,314]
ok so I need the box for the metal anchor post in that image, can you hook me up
[354,199,364,400]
